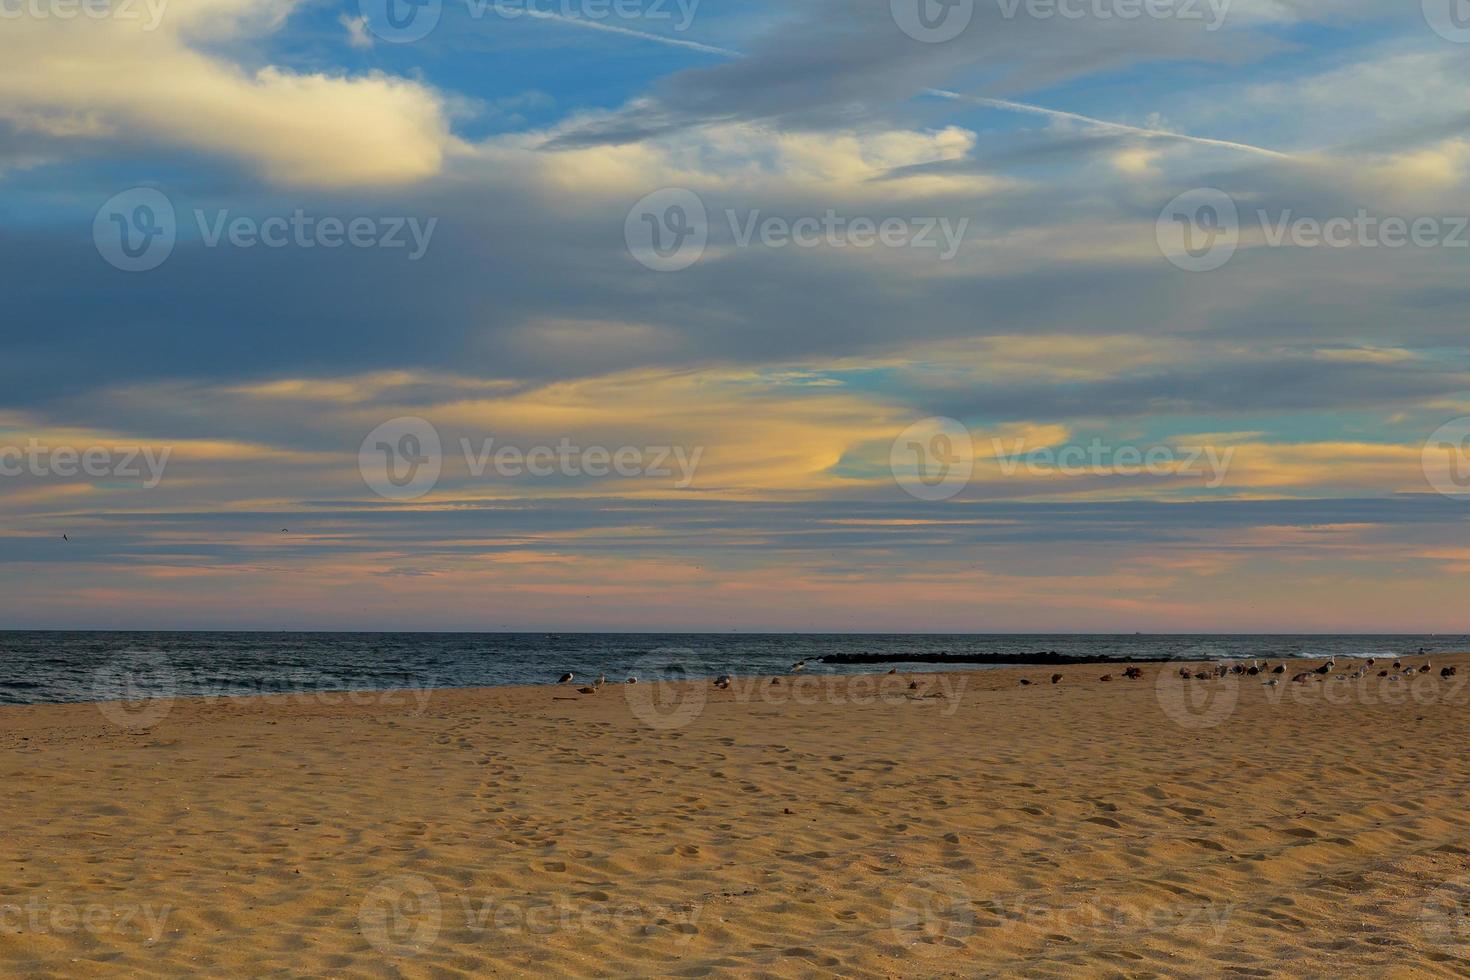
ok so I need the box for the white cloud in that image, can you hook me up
[0,0,459,187]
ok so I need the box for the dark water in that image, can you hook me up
[0,632,1463,706]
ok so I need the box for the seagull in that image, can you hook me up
[1019,678,1032,686]
[1272,664,1285,674]
[714,674,731,690]
[61,534,68,542]
[626,677,638,684]
[790,660,808,672]
[1178,666,1192,679]
[1052,673,1063,684]
[596,674,606,689]
[557,673,574,684]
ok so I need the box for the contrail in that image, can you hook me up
[495,5,737,56]
[507,12,1291,161]
[927,89,1294,160]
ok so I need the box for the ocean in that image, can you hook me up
[0,632,1463,706]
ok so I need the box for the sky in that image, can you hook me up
[3,0,1470,631]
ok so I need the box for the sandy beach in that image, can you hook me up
[5,655,1470,977]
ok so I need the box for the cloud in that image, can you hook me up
[0,0,459,187]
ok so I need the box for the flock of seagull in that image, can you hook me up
[552,655,1458,696]
[1173,655,1457,687]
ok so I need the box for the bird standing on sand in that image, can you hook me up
[1178,666,1192,679]
[1272,664,1285,675]
[1052,673,1063,685]
[714,674,731,690]
[558,673,574,684]
[1019,679,1032,686]
[596,674,606,689]
[626,677,638,684]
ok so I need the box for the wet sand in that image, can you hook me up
[3,654,1470,977]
